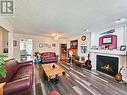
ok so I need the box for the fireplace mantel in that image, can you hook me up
[89,49,126,56]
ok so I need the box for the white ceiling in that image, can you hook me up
[7,0,127,36]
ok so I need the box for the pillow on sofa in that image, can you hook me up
[41,52,55,57]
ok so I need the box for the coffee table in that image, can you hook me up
[42,63,65,81]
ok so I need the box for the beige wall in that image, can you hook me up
[0,18,14,58]
[0,27,8,54]
[2,29,8,49]
[0,28,3,53]
[13,33,68,60]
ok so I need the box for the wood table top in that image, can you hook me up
[42,63,65,79]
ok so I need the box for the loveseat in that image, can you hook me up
[0,59,33,95]
[40,52,58,63]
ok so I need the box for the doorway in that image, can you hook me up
[20,39,33,61]
[60,44,67,61]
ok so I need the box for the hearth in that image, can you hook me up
[97,55,119,76]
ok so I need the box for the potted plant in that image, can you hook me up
[0,58,6,78]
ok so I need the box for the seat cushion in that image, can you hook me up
[11,65,33,81]
[4,77,31,95]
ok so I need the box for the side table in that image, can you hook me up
[0,82,6,95]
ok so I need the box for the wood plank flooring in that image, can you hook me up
[34,62,127,95]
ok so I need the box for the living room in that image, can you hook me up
[0,0,127,95]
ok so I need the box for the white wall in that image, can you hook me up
[67,33,91,59]
[124,24,127,48]
[13,33,68,60]
[91,24,127,49]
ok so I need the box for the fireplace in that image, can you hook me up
[97,55,119,76]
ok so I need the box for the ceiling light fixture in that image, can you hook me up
[54,36,59,40]
[115,18,127,23]
[52,33,60,40]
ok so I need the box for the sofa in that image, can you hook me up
[0,59,33,95]
[40,52,58,63]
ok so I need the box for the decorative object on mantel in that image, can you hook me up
[81,35,86,41]
[100,29,115,35]
[115,66,124,81]
[120,45,126,51]
[108,45,113,50]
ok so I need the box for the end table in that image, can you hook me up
[0,82,6,95]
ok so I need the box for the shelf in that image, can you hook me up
[89,49,126,56]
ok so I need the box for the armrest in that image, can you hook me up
[19,60,33,64]
[4,78,31,95]
[56,55,59,58]
[18,60,33,67]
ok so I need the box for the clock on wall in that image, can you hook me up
[81,35,86,41]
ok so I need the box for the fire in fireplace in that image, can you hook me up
[101,63,113,72]
[97,55,119,76]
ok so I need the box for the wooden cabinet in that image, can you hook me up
[0,82,6,95]
[60,44,67,61]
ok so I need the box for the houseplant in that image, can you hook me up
[0,57,6,78]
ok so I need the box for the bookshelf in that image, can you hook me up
[60,44,67,61]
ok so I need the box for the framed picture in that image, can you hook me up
[52,43,56,47]
[81,46,87,53]
[3,48,8,53]
[39,43,43,48]
[120,45,126,51]
[70,40,78,49]
[13,40,17,46]
[102,36,112,44]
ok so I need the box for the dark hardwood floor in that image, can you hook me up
[34,62,127,95]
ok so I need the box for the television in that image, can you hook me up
[102,36,112,44]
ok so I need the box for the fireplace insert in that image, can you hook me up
[97,55,118,76]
